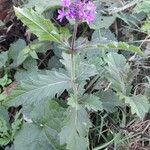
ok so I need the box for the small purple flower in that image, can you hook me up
[57,0,96,24]
[57,8,66,22]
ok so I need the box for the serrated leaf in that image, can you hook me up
[61,53,98,81]
[85,42,144,56]
[59,106,92,150]
[125,95,150,118]
[17,42,50,65]
[15,57,39,82]
[14,7,60,42]
[17,47,30,65]
[89,1,116,29]
[14,101,66,150]
[31,100,66,132]
[82,95,103,111]
[77,62,98,81]
[14,123,56,150]
[105,52,131,95]
[48,56,63,70]
[8,39,26,65]
[31,100,66,149]
[8,71,71,106]
[96,90,122,112]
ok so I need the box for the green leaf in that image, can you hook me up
[77,62,98,81]
[14,57,39,82]
[85,42,144,56]
[134,0,150,13]
[8,39,26,66]
[96,90,122,113]
[14,101,66,150]
[0,107,11,146]
[8,71,71,106]
[17,48,30,65]
[90,16,116,29]
[17,41,51,64]
[11,111,23,139]
[59,106,92,150]
[0,51,8,69]
[89,1,116,29]
[24,0,60,14]
[82,95,103,111]
[105,52,131,95]
[31,100,66,132]
[14,7,60,42]
[61,53,98,81]
[48,56,63,70]
[14,123,56,150]
[125,95,150,118]
[0,74,11,87]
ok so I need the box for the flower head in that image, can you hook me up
[57,0,96,24]
[57,8,66,22]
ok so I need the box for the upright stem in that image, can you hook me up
[71,22,78,51]
[70,22,78,101]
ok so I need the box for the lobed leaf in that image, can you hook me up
[8,71,71,106]
[59,106,92,150]
[125,95,150,119]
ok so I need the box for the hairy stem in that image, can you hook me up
[71,22,78,51]
[70,22,78,102]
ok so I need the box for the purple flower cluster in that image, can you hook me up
[57,0,96,24]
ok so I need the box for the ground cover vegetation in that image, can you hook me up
[0,0,150,149]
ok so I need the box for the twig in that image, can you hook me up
[108,0,143,14]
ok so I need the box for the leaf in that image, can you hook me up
[48,56,63,70]
[85,42,144,56]
[24,0,60,14]
[11,111,23,139]
[61,53,98,81]
[90,16,116,29]
[105,52,131,95]
[0,74,11,87]
[82,95,103,111]
[0,107,11,146]
[59,106,92,150]
[0,51,8,68]
[31,100,66,132]
[8,71,71,106]
[89,1,116,29]
[17,41,51,65]
[14,123,56,150]
[14,7,60,42]
[14,101,66,150]
[77,62,98,81]
[96,90,123,113]
[125,95,150,119]
[14,57,39,82]
[134,0,150,13]
[8,39,26,65]
[17,48,30,65]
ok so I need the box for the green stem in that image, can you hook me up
[71,22,78,51]
[70,22,78,105]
